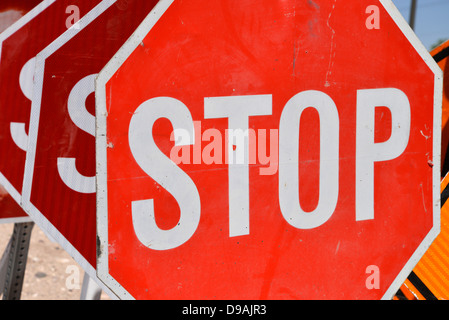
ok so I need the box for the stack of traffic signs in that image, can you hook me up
[0,0,159,298]
[0,0,446,300]
[0,0,102,223]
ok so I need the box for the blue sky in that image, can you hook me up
[391,0,449,50]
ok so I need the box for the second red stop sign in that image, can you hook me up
[21,0,159,274]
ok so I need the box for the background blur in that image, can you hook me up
[392,0,449,50]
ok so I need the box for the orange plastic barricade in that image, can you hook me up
[395,174,449,300]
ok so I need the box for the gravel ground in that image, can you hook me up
[0,222,111,300]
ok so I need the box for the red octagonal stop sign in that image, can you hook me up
[96,0,442,299]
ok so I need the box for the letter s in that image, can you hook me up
[57,74,97,194]
[11,57,36,151]
[128,97,201,250]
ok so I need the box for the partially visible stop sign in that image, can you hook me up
[96,0,442,299]
[0,0,42,223]
[0,0,101,220]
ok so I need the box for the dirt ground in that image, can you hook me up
[0,222,111,300]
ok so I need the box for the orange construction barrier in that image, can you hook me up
[395,41,449,299]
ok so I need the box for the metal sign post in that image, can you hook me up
[80,273,102,300]
[1,224,105,300]
[409,0,418,30]
[0,222,34,300]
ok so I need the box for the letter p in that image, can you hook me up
[356,88,411,221]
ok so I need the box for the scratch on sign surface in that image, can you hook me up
[325,0,337,87]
